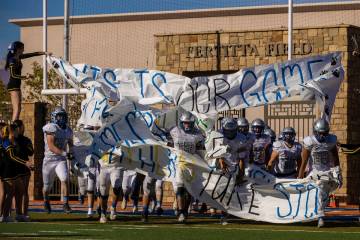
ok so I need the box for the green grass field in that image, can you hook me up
[1,213,360,240]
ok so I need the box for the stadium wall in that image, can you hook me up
[9,3,360,203]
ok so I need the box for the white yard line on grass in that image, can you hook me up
[27,222,360,235]
[74,228,111,232]
[0,232,40,236]
[39,230,78,234]
[109,225,360,235]
[112,225,160,228]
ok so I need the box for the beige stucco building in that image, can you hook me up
[10,1,360,203]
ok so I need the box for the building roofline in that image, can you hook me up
[154,24,359,37]
[9,1,360,27]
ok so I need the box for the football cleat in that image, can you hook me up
[100,214,107,223]
[63,203,72,214]
[132,205,138,214]
[44,201,52,214]
[110,209,117,221]
[318,217,325,228]
[178,213,186,223]
[121,199,127,210]
[156,207,164,216]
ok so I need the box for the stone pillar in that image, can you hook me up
[20,102,47,200]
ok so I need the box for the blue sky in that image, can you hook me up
[0,0,354,60]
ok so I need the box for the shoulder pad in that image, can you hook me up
[169,126,178,135]
[43,123,58,134]
[169,126,180,140]
[302,136,314,149]
[272,141,282,149]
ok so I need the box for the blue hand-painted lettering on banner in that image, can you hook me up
[213,78,231,111]
[135,69,149,98]
[281,64,304,94]
[103,69,118,89]
[152,73,170,102]
[91,87,96,97]
[90,66,101,80]
[91,101,101,119]
[274,183,292,218]
[289,184,304,218]
[305,183,319,218]
[307,59,323,80]
[139,111,154,128]
[153,123,168,141]
[91,97,107,119]
[137,147,155,172]
[248,169,272,183]
[78,65,89,83]
[81,65,88,74]
[74,67,79,77]
[125,112,146,144]
[101,103,111,119]
[240,70,261,106]
[195,80,211,114]
[59,60,68,77]
[262,69,279,103]
[110,119,122,142]
[99,127,119,147]
[82,102,89,113]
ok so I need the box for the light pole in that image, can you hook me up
[288,0,293,61]
[43,0,47,90]
[63,0,70,109]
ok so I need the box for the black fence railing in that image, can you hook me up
[265,100,317,142]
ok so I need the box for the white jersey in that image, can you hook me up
[252,134,271,166]
[43,123,73,161]
[72,134,89,164]
[303,134,337,172]
[220,131,248,169]
[170,127,204,154]
[272,140,302,176]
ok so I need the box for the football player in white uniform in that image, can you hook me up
[217,117,247,224]
[168,112,204,223]
[267,127,302,178]
[75,125,100,218]
[141,176,163,222]
[298,119,341,228]
[237,117,255,167]
[250,119,272,169]
[264,127,276,144]
[98,150,124,223]
[42,107,73,214]
[121,170,137,211]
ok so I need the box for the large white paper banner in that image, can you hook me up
[48,52,344,223]
[100,141,340,223]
